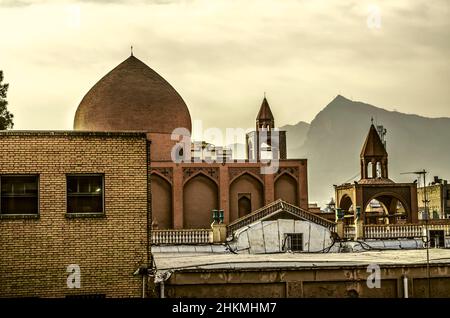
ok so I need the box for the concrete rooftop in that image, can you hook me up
[153,249,450,271]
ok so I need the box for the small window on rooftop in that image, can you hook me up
[67,175,104,214]
[0,175,39,215]
[284,233,303,252]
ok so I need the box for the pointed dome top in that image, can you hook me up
[74,55,192,134]
[360,124,387,158]
[257,97,274,121]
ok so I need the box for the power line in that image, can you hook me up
[341,171,360,184]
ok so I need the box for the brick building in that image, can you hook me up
[74,55,309,230]
[0,131,150,297]
[418,176,450,220]
[1,54,310,297]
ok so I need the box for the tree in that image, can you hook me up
[0,70,14,130]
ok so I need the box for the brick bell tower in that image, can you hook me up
[360,123,389,180]
[246,95,287,161]
[335,122,418,226]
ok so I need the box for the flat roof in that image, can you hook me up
[153,249,450,271]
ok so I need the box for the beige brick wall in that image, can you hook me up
[418,184,443,218]
[0,132,149,298]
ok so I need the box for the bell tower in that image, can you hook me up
[360,123,388,180]
[246,95,286,161]
[256,96,275,131]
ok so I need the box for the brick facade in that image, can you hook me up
[0,131,149,298]
[151,159,308,229]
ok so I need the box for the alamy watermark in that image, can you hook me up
[66,264,81,289]
[366,263,381,289]
[170,120,281,174]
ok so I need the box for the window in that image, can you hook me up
[366,162,373,178]
[238,193,252,218]
[429,230,445,248]
[67,175,104,214]
[376,162,382,178]
[0,175,39,215]
[284,233,303,252]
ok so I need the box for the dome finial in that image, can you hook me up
[131,45,134,57]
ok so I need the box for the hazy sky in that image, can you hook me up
[1,0,449,137]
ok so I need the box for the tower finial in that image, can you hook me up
[371,117,374,125]
[264,91,266,99]
[131,45,134,57]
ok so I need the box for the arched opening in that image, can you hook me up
[238,195,252,218]
[151,174,172,229]
[376,162,382,178]
[229,173,264,222]
[365,194,408,225]
[367,162,373,178]
[275,173,298,206]
[339,195,354,225]
[183,174,218,229]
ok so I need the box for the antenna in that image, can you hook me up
[400,168,431,297]
[400,169,427,185]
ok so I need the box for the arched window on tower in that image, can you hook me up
[376,162,382,178]
[367,162,373,178]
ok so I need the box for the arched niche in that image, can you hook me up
[151,173,172,229]
[238,195,252,218]
[275,173,298,206]
[229,173,264,222]
[183,173,218,229]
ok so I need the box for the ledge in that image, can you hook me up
[0,130,147,138]
[0,214,39,220]
[65,212,106,219]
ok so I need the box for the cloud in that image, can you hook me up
[1,0,449,134]
[0,0,33,7]
[0,0,187,6]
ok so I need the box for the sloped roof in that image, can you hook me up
[358,178,394,184]
[360,124,388,158]
[256,97,274,121]
[227,199,336,236]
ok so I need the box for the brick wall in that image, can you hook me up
[0,132,149,298]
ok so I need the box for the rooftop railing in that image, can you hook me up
[152,229,213,245]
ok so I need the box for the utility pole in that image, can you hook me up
[401,169,431,297]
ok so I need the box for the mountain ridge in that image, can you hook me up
[286,95,450,206]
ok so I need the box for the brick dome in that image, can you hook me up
[74,55,192,134]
